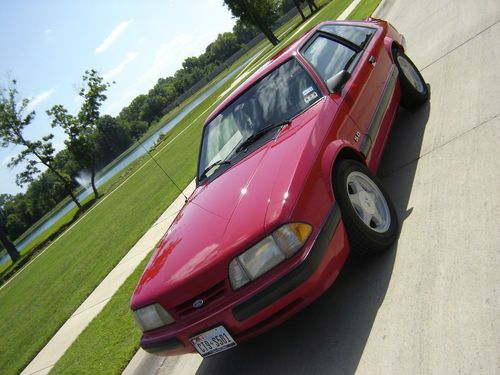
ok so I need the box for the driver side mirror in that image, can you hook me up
[326,70,351,93]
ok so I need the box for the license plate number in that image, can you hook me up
[189,326,236,357]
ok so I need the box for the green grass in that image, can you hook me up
[347,0,382,19]
[49,253,150,375]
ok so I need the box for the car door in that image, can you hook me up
[341,31,394,161]
[301,25,393,160]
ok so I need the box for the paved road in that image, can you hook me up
[128,0,500,373]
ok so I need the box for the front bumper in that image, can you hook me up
[140,204,349,355]
[232,206,341,321]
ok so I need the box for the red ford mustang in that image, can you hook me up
[130,18,428,357]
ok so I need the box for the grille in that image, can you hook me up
[174,281,227,317]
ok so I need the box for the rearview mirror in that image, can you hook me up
[326,70,351,93]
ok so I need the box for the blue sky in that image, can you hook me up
[0,0,236,195]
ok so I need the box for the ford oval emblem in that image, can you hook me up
[192,299,204,309]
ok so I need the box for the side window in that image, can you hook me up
[302,36,356,81]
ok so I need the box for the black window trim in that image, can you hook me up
[299,26,377,94]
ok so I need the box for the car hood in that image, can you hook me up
[131,98,336,309]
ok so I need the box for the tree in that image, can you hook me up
[223,0,281,46]
[95,115,132,166]
[48,69,110,199]
[0,195,20,263]
[291,0,306,20]
[233,20,260,44]
[205,32,241,63]
[0,80,82,208]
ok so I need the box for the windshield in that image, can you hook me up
[198,58,321,181]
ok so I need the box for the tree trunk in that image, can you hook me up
[0,227,20,263]
[90,169,99,200]
[38,155,82,209]
[67,188,82,209]
[294,0,306,20]
[256,20,279,46]
[307,0,319,12]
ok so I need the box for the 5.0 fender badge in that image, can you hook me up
[193,299,204,308]
[354,131,361,142]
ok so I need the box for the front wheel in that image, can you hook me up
[393,48,429,109]
[333,160,398,256]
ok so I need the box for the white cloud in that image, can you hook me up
[145,32,211,85]
[103,32,212,116]
[26,88,56,113]
[95,20,132,54]
[44,28,53,34]
[103,51,139,81]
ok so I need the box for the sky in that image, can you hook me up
[0,0,236,195]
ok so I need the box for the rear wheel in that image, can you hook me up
[393,48,429,109]
[333,160,398,256]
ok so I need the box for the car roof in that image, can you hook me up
[204,19,375,125]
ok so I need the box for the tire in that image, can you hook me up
[393,48,429,109]
[333,160,398,256]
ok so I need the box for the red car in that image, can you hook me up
[130,18,428,358]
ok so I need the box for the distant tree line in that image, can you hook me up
[0,0,316,261]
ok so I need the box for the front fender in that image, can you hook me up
[320,140,365,200]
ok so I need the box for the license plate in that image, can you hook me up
[189,326,236,357]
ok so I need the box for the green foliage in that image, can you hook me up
[0,80,35,147]
[233,19,260,43]
[95,115,133,167]
[48,69,111,199]
[0,81,56,187]
[224,0,281,45]
[0,80,82,252]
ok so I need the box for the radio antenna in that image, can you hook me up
[138,141,188,202]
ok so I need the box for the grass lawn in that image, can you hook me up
[49,253,151,375]
[46,0,383,373]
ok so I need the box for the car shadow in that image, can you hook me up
[196,101,431,375]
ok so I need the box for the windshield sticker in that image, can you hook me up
[302,86,314,96]
[304,91,318,104]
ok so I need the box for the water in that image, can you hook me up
[0,63,248,265]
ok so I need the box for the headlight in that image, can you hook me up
[229,223,312,290]
[133,303,175,332]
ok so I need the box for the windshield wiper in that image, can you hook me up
[236,119,291,153]
[199,159,231,180]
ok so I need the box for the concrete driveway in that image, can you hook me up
[127,0,500,373]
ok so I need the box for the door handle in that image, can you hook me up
[368,55,376,66]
